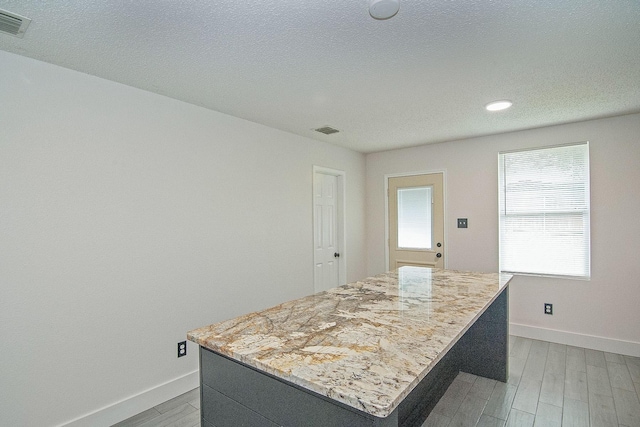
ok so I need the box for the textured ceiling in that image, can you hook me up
[1,0,639,153]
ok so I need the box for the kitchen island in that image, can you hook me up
[188,267,512,427]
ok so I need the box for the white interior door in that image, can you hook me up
[313,168,344,293]
[388,173,444,269]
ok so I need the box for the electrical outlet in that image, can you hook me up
[544,303,553,315]
[177,341,187,357]
[457,218,468,228]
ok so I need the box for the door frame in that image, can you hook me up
[313,166,346,290]
[384,170,448,272]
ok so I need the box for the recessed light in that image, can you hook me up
[485,100,513,111]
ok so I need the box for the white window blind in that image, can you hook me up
[498,143,590,278]
[397,186,432,249]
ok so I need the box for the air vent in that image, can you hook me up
[315,126,340,135]
[0,9,31,38]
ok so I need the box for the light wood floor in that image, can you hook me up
[114,336,640,427]
[112,388,200,427]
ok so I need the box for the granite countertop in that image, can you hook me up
[188,267,512,418]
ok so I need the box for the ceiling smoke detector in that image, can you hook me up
[369,0,400,20]
[0,9,31,38]
[315,126,340,135]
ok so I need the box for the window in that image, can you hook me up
[397,186,433,249]
[498,143,590,278]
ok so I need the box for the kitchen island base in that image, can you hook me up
[198,286,508,427]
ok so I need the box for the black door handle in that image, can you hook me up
[436,253,442,258]
[334,252,340,258]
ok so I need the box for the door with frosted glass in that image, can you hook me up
[388,173,444,269]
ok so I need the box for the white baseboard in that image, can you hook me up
[58,370,199,427]
[510,323,640,357]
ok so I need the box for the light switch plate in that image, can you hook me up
[457,218,468,228]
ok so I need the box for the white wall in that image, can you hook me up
[0,50,366,426]
[366,113,640,355]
